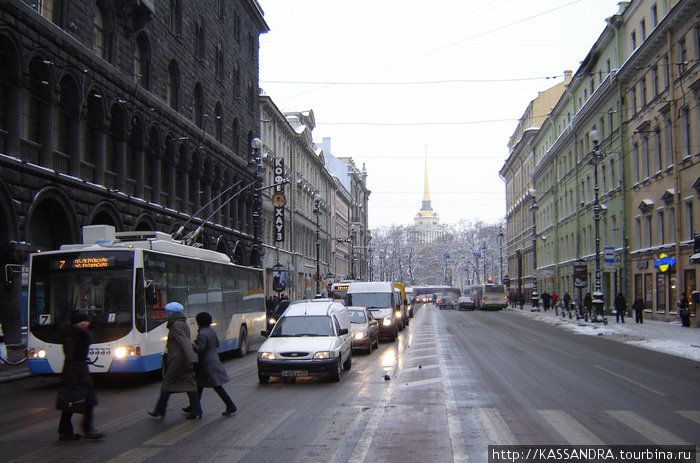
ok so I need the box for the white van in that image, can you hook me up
[345,282,401,341]
[257,299,352,383]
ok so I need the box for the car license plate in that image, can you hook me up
[282,370,307,377]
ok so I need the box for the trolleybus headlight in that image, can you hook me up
[115,346,141,358]
[259,352,276,360]
[28,348,46,359]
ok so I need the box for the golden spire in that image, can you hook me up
[423,147,431,202]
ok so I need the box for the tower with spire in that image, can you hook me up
[414,150,440,226]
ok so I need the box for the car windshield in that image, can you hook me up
[347,292,392,308]
[348,310,367,323]
[270,315,334,337]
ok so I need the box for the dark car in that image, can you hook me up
[436,295,455,310]
[457,296,476,311]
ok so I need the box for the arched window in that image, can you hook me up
[215,101,223,142]
[167,60,180,111]
[231,118,240,156]
[193,83,204,128]
[194,19,205,61]
[134,32,151,90]
[93,4,106,58]
[215,42,224,81]
[169,0,182,36]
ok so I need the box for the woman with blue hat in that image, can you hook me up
[148,302,202,419]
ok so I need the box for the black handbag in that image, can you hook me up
[56,390,87,414]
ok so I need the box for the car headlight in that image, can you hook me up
[313,351,331,359]
[259,352,276,360]
[382,317,392,326]
[268,317,276,325]
[28,348,46,359]
[395,311,402,319]
[354,332,366,340]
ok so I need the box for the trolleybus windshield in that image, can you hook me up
[29,251,134,344]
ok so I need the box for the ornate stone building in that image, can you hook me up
[0,0,268,343]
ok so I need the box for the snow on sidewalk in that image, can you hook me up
[506,307,700,362]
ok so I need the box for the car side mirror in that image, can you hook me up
[261,330,269,337]
[339,328,349,335]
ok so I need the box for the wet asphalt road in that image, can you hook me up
[0,304,697,463]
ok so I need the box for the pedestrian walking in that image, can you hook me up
[542,292,551,311]
[632,296,644,324]
[551,291,558,307]
[614,292,626,323]
[56,310,104,441]
[518,293,525,310]
[186,312,237,416]
[678,293,691,327]
[563,292,571,312]
[148,302,202,420]
[583,292,593,320]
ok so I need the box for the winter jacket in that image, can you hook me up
[56,324,98,408]
[161,313,198,393]
[193,326,230,388]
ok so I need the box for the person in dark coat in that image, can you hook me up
[56,310,104,441]
[614,292,626,323]
[583,292,593,320]
[632,296,644,323]
[148,302,202,419]
[678,293,691,327]
[185,312,236,416]
[518,293,525,310]
[563,292,571,312]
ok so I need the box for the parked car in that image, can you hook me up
[457,296,476,311]
[257,299,352,383]
[347,306,379,354]
[436,294,456,310]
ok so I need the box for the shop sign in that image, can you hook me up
[654,253,676,272]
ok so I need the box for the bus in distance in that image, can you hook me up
[468,279,508,310]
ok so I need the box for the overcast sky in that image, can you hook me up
[258,0,622,229]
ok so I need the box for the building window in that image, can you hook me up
[651,65,659,97]
[654,127,662,172]
[680,106,691,158]
[640,76,647,107]
[193,83,204,128]
[195,20,206,61]
[669,206,676,243]
[632,142,640,183]
[167,60,180,111]
[685,200,694,241]
[644,273,653,311]
[656,273,667,312]
[635,216,642,248]
[214,101,223,142]
[631,31,637,50]
[35,0,56,22]
[657,209,665,245]
[169,0,182,36]
[93,5,106,58]
[134,32,151,90]
[664,117,673,168]
[640,18,646,40]
[641,135,649,179]
[663,55,670,88]
[644,214,652,248]
[651,4,658,27]
[610,158,615,189]
[215,43,224,81]
[678,37,687,74]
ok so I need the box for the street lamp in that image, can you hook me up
[498,225,504,284]
[313,194,322,297]
[590,129,606,322]
[529,191,539,310]
[482,242,487,284]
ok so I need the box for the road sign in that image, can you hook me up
[603,246,616,271]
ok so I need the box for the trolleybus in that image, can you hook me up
[26,225,266,375]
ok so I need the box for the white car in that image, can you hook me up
[257,299,353,383]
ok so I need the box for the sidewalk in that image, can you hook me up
[507,304,700,362]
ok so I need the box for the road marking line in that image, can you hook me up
[104,447,162,463]
[438,314,470,463]
[606,410,689,444]
[676,410,700,424]
[144,414,218,446]
[473,408,518,445]
[398,377,443,388]
[537,410,604,445]
[347,383,394,463]
[593,365,667,397]
[402,363,440,372]
[543,344,579,359]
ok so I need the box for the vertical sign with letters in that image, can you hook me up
[272,158,286,242]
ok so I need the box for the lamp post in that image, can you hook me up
[590,129,606,323]
[498,225,504,284]
[529,191,539,310]
[482,242,487,284]
[313,195,321,297]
